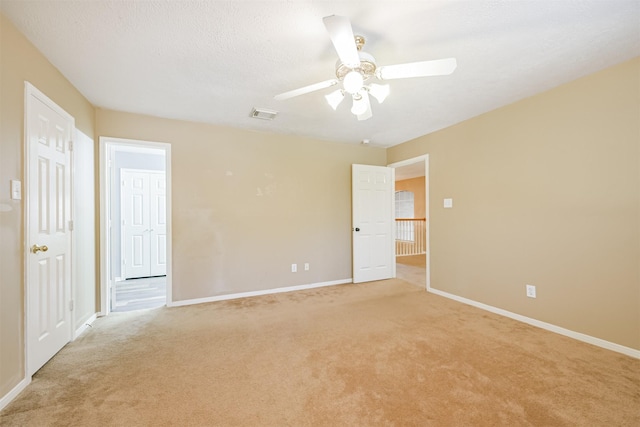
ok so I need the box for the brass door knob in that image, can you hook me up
[31,244,48,254]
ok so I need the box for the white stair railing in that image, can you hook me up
[395,218,426,256]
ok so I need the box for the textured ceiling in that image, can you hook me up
[2,1,638,147]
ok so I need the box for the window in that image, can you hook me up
[395,191,415,241]
[396,191,413,218]
[395,191,414,219]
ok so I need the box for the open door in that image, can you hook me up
[352,164,395,283]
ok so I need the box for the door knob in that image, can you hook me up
[354,227,360,232]
[31,244,48,254]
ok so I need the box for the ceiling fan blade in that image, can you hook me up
[323,15,361,68]
[377,58,457,80]
[274,79,338,101]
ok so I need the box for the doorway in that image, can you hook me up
[388,155,429,290]
[99,138,172,314]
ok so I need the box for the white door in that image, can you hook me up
[122,169,166,279]
[149,172,167,276]
[352,164,395,283]
[26,83,74,376]
[122,170,150,279]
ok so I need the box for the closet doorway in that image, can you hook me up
[100,138,172,314]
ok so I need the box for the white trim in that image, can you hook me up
[390,167,396,279]
[0,377,31,412]
[388,154,430,289]
[99,137,172,315]
[428,287,640,359]
[72,128,96,343]
[170,279,352,308]
[98,138,109,316]
[73,313,98,340]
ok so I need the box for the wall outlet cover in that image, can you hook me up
[526,284,536,298]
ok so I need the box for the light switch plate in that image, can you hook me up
[10,180,21,200]
[444,198,453,208]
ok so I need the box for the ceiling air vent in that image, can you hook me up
[250,108,278,120]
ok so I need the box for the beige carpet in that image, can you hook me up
[1,279,638,426]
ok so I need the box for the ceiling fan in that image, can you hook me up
[274,15,457,121]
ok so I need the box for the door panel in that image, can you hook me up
[352,164,395,283]
[149,172,167,276]
[27,85,73,376]
[122,170,150,278]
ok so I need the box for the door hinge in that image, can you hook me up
[68,219,74,231]
[68,140,74,151]
[69,299,74,311]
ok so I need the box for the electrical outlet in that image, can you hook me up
[304,263,309,271]
[526,284,536,298]
[291,264,297,273]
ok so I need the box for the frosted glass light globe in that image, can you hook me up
[343,71,364,94]
[351,95,368,115]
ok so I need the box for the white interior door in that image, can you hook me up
[352,164,395,283]
[149,172,167,276]
[26,83,74,376]
[122,170,150,279]
[122,169,166,279]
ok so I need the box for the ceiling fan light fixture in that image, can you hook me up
[356,92,373,121]
[343,70,364,94]
[275,16,457,122]
[368,83,390,104]
[351,93,368,115]
[325,89,345,110]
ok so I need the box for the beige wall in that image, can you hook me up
[388,58,640,350]
[396,177,426,218]
[0,14,96,398]
[97,109,387,301]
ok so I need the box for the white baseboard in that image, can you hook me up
[169,279,353,308]
[427,287,640,359]
[0,376,31,412]
[73,313,98,340]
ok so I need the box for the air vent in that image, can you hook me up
[250,108,278,120]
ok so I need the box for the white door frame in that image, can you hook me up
[388,154,430,290]
[24,82,75,376]
[99,137,172,315]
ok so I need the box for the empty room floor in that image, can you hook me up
[113,276,166,312]
[396,254,426,288]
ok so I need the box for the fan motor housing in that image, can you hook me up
[335,51,377,81]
